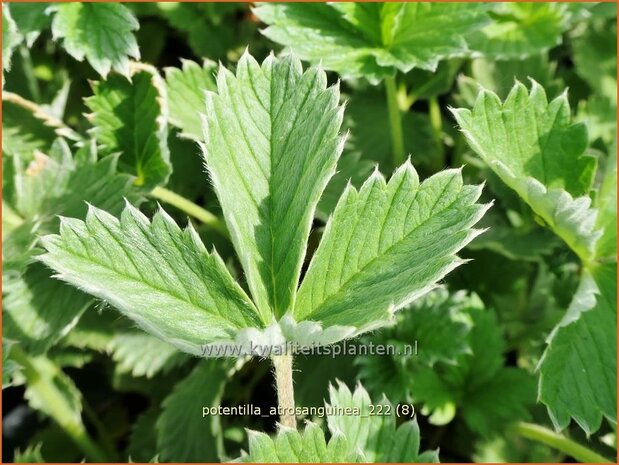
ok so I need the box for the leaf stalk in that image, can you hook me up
[272,354,296,429]
[150,186,228,238]
[385,75,406,167]
[513,422,612,463]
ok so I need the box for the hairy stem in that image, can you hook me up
[272,354,296,429]
[9,347,109,462]
[150,186,228,237]
[385,75,405,167]
[513,422,612,463]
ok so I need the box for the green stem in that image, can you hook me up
[385,75,405,167]
[150,186,228,238]
[19,44,41,103]
[428,96,445,171]
[272,354,296,429]
[513,422,612,463]
[9,347,109,462]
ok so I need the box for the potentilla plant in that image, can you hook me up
[39,51,489,431]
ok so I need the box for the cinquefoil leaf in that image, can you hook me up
[50,3,140,78]
[86,64,171,188]
[467,3,569,59]
[202,52,344,320]
[253,3,490,82]
[39,203,264,356]
[538,263,617,434]
[326,382,438,462]
[452,80,601,261]
[295,162,489,336]
[164,59,217,141]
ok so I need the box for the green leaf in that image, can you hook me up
[3,263,92,355]
[9,2,52,47]
[128,408,159,463]
[451,80,600,261]
[39,203,264,356]
[2,4,21,72]
[2,91,80,159]
[412,307,535,435]
[108,332,188,378]
[572,16,617,104]
[164,59,217,140]
[156,360,227,462]
[295,162,489,335]
[595,146,617,260]
[7,139,137,226]
[253,3,490,82]
[3,140,138,354]
[13,443,45,463]
[467,3,568,59]
[326,382,438,462]
[12,350,84,439]
[538,263,617,434]
[50,3,140,78]
[202,52,344,320]
[85,64,171,188]
[243,422,353,463]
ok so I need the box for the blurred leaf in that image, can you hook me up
[467,3,568,59]
[108,332,189,378]
[86,64,171,188]
[345,88,440,168]
[164,59,217,140]
[50,3,140,78]
[156,360,227,462]
[254,3,490,82]
[9,2,51,47]
[2,4,21,73]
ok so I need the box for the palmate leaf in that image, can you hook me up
[40,51,488,352]
[202,52,344,320]
[253,3,490,82]
[156,360,228,462]
[452,80,601,262]
[295,162,489,335]
[39,203,264,356]
[50,3,140,78]
[164,59,217,141]
[538,263,617,434]
[467,3,569,59]
[86,63,171,189]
